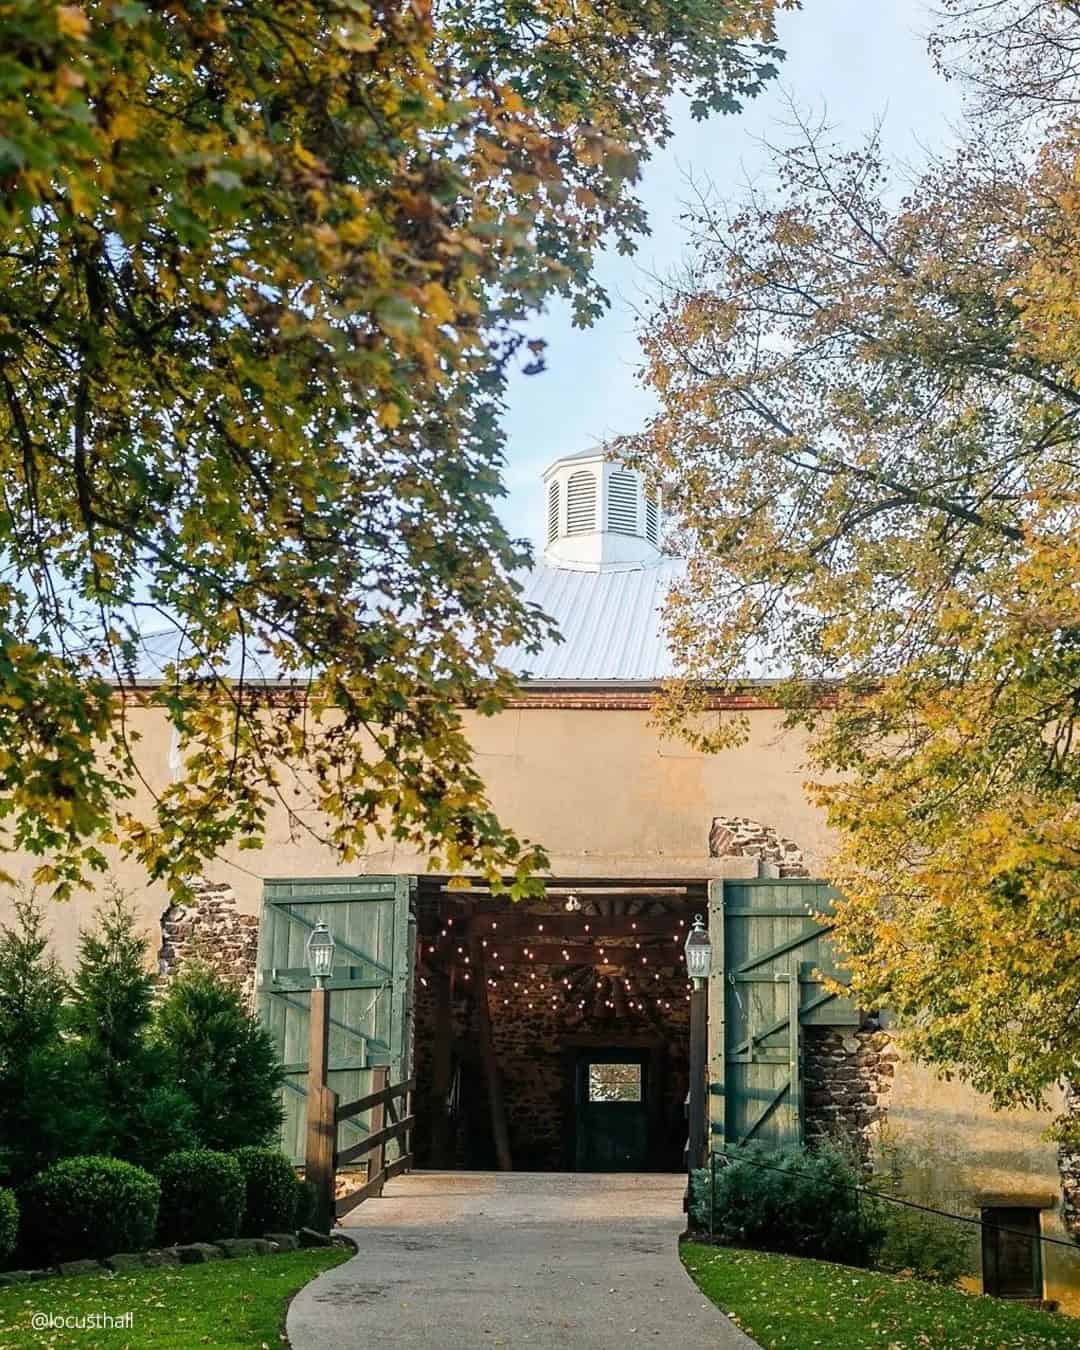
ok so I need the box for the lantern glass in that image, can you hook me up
[306,921,335,981]
[684,915,712,981]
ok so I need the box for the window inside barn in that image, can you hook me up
[587,1062,642,1103]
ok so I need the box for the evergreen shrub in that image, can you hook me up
[232,1147,298,1235]
[22,1155,159,1262]
[157,1148,244,1245]
[689,1140,886,1267]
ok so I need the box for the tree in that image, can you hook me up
[620,11,1080,1116]
[0,891,94,1182]
[155,962,284,1151]
[68,888,195,1168]
[0,0,792,901]
[929,0,1080,130]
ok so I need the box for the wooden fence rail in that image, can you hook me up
[305,1066,415,1224]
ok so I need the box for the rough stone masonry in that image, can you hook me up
[157,878,259,1007]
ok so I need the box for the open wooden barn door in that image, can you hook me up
[707,877,857,1151]
[255,875,416,1164]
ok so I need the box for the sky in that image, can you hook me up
[497,0,967,548]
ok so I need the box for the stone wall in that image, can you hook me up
[709,815,809,877]
[802,1018,897,1161]
[157,878,259,1007]
[1059,1082,1080,1241]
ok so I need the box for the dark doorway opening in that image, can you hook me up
[574,1049,650,1171]
[982,1207,1043,1301]
[412,879,705,1172]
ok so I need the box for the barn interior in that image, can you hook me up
[412,877,706,1172]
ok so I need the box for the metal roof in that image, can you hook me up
[496,560,683,682]
[119,559,685,687]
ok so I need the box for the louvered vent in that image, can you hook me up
[608,470,638,535]
[566,470,597,534]
[645,490,659,545]
[547,479,560,544]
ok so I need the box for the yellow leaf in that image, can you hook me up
[110,109,138,141]
[56,5,89,40]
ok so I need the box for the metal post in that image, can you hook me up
[305,984,338,1233]
[688,977,708,1174]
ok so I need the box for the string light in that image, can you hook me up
[423,906,694,1025]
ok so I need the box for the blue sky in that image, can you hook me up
[498,0,965,548]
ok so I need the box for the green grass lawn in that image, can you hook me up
[0,1247,350,1349]
[682,1242,1080,1349]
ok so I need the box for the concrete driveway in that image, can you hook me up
[287,1171,757,1349]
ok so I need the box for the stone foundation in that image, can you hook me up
[802,1018,897,1161]
[709,816,809,877]
[1059,1082,1080,1241]
[157,878,259,1008]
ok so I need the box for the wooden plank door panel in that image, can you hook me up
[255,875,416,1164]
[708,877,857,1153]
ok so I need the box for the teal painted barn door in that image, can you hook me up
[707,878,857,1151]
[256,876,416,1164]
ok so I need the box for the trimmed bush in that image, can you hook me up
[689,1140,886,1268]
[21,1155,159,1263]
[0,1188,17,1266]
[157,1149,244,1245]
[232,1147,298,1236]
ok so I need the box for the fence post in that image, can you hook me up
[305,985,337,1233]
[369,1066,389,1197]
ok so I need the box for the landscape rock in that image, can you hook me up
[145,1249,182,1267]
[0,1271,36,1286]
[104,1252,148,1273]
[174,1242,225,1264]
[297,1226,334,1247]
[265,1232,299,1251]
[215,1238,274,1258]
[56,1259,104,1278]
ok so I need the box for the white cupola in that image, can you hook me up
[542,450,662,570]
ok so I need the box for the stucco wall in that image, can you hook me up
[884,1058,1079,1313]
[0,699,822,961]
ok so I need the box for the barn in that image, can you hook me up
[7,449,1080,1310]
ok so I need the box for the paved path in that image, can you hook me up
[288,1171,757,1349]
